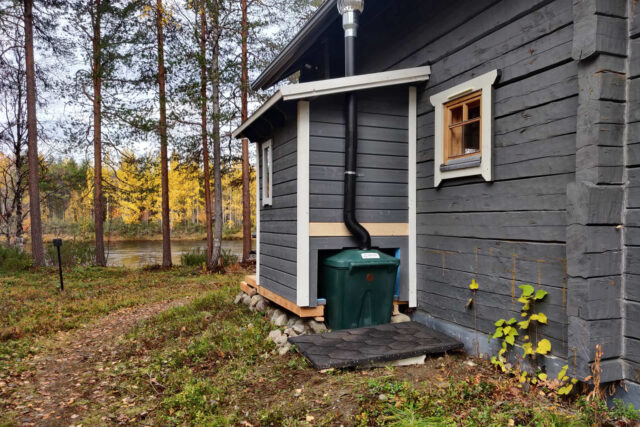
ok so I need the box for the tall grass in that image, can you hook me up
[180,248,238,267]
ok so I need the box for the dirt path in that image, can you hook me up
[3,299,189,426]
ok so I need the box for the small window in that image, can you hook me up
[262,140,273,206]
[444,91,482,163]
[430,70,498,186]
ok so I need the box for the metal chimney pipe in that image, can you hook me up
[339,1,371,250]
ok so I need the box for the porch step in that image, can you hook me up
[288,321,463,369]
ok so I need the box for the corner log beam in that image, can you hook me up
[567,0,628,383]
[242,275,324,318]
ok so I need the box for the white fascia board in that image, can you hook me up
[232,66,431,139]
[281,66,431,101]
[231,91,283,139]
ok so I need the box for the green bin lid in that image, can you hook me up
[323,249,400,269]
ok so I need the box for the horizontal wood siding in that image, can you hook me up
[259,118,298,303]
[353,0,576,357]
[309,87,409,223]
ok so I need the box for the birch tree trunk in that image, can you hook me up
[156,0,171,267]
[209,1,222,269]
[23,0,45,266]
[92,0,106,266]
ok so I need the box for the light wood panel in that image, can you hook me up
[309,222,409,237]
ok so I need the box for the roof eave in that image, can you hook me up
[234,66,431,140]
[251,0,338,91]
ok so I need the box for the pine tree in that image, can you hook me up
[23,0,45,266]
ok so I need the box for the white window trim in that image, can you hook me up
[430,70,498,187]
[261,139,273,206]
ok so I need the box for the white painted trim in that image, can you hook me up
[232,66,431,139]
[281,66,431,101]
[232,92,281,139]
[408,87,418,308]
[261,140,273,206]
[430,70,498,186]
[256,148,261,282]
[296,101,311,307]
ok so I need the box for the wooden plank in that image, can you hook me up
[310,222,409,237]
[258,283,324,318]
[310,209,408,224]
[244,275,323,317]
[245,275,257,287]
[240,281,257,296]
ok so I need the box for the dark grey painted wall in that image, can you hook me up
[258,118,298,303]
[309,87,409,223]
[349,0,577,359]
[626,4,640,386]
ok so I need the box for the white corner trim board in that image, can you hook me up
[232,66,431,139]
[430,70,498,187]
[296,101,311,307]
[408,87,418,308]
[256,147,261,282]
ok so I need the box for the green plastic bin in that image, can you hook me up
[321,249,400,330]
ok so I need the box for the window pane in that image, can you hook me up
[264,146,271,199]
[462,121,480,154]
[449,126,462,157]
[450,106,463,124]
[468,100,480,120]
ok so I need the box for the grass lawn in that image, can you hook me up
[1,267,639,426]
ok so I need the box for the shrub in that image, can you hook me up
[180,248,238,267]
[180,248,207,267]
[45,240,95,267]
[220,248,238,266]
[0,245,32,271]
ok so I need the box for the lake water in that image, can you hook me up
[105,239,253,268]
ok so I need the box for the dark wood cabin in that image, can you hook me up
[233,0,640,406]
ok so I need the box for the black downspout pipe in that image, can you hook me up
[343,16,371,250]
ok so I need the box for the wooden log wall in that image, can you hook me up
[356,0,577,359]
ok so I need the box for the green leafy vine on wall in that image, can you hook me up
[470,280,577,396]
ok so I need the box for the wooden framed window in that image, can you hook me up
[444,91,481,163]
[430,70,498,186]
[262,140,273,206]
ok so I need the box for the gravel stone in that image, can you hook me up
[268,329,282,342]
[233,293,244,304]
[274,313,288,327]
[391,313,411,323]
[307,320,327,334]
[278,343,291,356]
[270,309,284,324]
[275,335,289,346]
[250,295,262,308]
[255,299,270,312]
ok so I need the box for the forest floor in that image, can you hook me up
[0,268,638,426]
